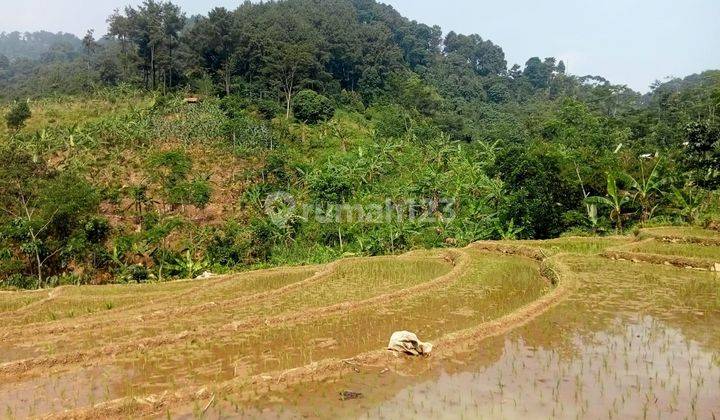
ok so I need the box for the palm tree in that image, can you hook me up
[587,174,630,234]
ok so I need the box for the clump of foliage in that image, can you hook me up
[0,147,101,287]
[5,99,31,131]
[292,90,335,124]
[148,150,212,210]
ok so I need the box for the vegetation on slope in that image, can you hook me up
[0,0,719,287]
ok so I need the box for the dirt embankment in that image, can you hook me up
[601,238,719,271]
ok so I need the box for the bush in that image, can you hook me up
[339,90,365,112]
[187,179,212,209]
[224,113,274,151]
[292,90,335,124]
[149,150,192,186]
[206,221,251,266]
[83,217,111,244]
[127,264,149,283]
[255,99,283,120]
[308,164,353,204]
[371,104,412,139]
[166,179,212,209]
[5,99,31,131]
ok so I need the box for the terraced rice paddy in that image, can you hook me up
[1,227,719,419]
[624,239,720,260]
[643,226,720,240]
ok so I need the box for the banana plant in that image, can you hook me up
[627,158,663,224]
[575,164,598,232]
[586,174,631,234]
[170,250,209,279]
[494,218,525,240]
[669,185,708,224]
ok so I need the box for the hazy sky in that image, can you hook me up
[1,0,718,92]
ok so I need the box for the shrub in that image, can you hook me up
[165,179,211,209]
[255,99,283,120]
[308,164,353,204]
[149,150,192,186]
[206,221,251,266]
[292,90,335,124]
[371,104,412,139]
[5,99,31,131]
[127,264,149,283]
[339,90,365,112]
[219,94,246,118]
[83,217,111,244]
[187,179,212,209]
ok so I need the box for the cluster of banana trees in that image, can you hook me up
[586,158,709,234]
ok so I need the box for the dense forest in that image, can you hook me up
[1,0,719,288]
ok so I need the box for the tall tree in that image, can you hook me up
[185,7,237,95]
[444,32,506,76]
[523,57,551,89]
[107,0,185,90]
[266,42,315,118]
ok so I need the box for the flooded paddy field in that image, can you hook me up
[1,228,719,419]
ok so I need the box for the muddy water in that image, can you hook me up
[208,255,720,419]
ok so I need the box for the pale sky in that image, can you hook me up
[1,0,718,92]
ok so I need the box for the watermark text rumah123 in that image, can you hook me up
[264,192,456,227]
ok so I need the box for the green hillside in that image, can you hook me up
[0,0,719,288]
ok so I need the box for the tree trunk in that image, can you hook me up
[338,226,343,251]
[224,63,231,96]
[168,47,173,88]
[285,90,292,119]
[35,252,43,288]
[150,45,155,90]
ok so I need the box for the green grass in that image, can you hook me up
[12,95,151,135]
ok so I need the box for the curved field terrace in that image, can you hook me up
[0,229,719,419]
